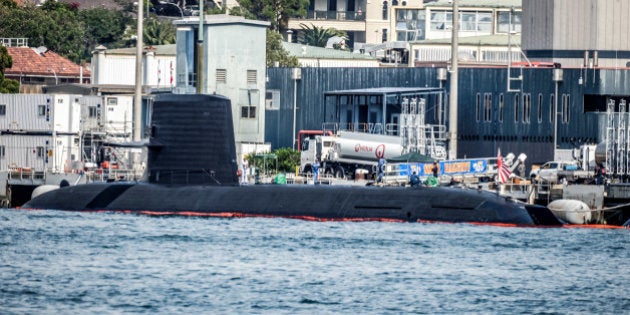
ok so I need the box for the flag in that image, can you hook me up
[497,148,512,183]
[169,61,174,86]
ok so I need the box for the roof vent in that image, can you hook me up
[35,46,48,55]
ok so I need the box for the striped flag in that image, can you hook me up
[497,149,512,183]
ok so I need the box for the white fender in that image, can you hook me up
[31,185,60,200]
[547,199,592,224]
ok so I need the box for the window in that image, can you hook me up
[484,93,492,122]
[36,146,45,158]
[247,70,257,85]
[38,105,46,116]
[430,10,452,30]
[239,89,259,119]
[514,94,520,122]
[0,104,6,116]
[497,11,522,33]
[382,28,388,42]
[0,145,5,158]
[88,106,98,118]
[498,94,504,122]
[550,94,555,123]
[382,1,388,20]
[265,90,281,110]
[107,97,118,105]
[475,93,481,122]
[216,69,227,83]
[395,9,426,41]
[562,94,570,123]
[537,93,543,123]
[523,93,531,123]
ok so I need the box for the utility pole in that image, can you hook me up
[448,0,459,160]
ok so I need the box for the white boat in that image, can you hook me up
[547,199,593,224]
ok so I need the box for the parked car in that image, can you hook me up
[530,160,580,183]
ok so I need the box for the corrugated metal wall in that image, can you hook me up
[266,67,630,167]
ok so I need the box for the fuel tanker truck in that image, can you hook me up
[300,130,404,179]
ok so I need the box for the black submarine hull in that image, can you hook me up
[22,182,561,226]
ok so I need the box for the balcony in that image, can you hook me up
[301,10,365,21]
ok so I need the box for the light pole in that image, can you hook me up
[48,68,58,85]
[291,68,302,150]
[552,68,563,161]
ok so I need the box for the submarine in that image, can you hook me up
[23,94,561,226]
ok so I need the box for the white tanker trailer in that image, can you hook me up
[300,131,403,179]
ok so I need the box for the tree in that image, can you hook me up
[79,8,131,59]
[0,46,19,93]
[144,16,177,45]
[273,147,300,173]
[298,23,347,48]
[237,0,309,32]
[266,29,298,67]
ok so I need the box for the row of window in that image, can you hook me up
[0,146,44,159]
[395,9,521,42]
[475,93,571,124]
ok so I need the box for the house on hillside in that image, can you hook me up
[2,38,90,93]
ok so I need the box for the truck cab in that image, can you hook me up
[530,160,580,183]
[300,136,334,174]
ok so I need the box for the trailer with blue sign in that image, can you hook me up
[381,157,500,186]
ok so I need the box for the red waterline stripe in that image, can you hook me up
[13,208,629,228]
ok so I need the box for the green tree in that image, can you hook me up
[79,8,131,59]
[298,23,347,48]
[118,15,177,47]
[0,1,86,63]
[143,16,177,45]
[266,29,298,67]
[0,46,19,93]
[273,147,300,173]
[236,0,309,32]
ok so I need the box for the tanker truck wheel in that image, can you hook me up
[334,166,346,179]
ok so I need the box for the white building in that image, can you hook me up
[173,15,271,159]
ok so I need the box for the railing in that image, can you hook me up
[322,122,447,140]
[301,10,365,21]
[0,38,28,47]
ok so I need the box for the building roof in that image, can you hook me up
[325,87,443,97]
[424,0,521,9]
[100,44,177,56]
[414,34,521,46]
[282,42,376,60]
[174,14,270,28]
[5,46,90,77]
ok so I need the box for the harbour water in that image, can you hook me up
[1,208,628,314]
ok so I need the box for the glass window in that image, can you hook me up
[36,146,45,158]
[239,89,259,119]
[0,104,6,116]
[0,145,5,158]
[484,93,492,122]
[497,11,522,33]
[523,93,531,123]
[395,9,425,41]
[38,105,46,116]
[537,93,543,123]
[514,94,520,122]
[476,93,481,122]
[430,10,452,30]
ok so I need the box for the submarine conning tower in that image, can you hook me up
[147,94,239,186]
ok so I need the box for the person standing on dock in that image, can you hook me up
[595,164,605,185]
[241,158,248,184]
[313,159,320,184]
[432,161,439,178]
[377,157,385,183]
